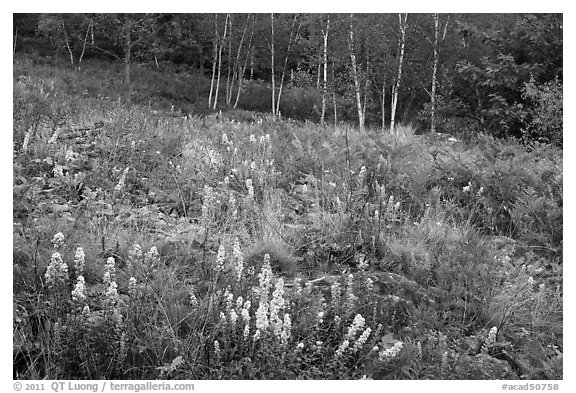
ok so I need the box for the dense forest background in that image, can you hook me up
[13,13,562,145]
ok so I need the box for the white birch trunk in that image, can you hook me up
[276,14,299,116]
[348,15,365,131]
[390,13,408,135]
[213,14,229,110]
[208,14,218,107]
[270,13,276,116]
[321,18,330,126]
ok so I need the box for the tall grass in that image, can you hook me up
[13,56,562,380]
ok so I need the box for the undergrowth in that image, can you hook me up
[13,56,562,380]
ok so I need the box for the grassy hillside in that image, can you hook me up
[13,55,563,380]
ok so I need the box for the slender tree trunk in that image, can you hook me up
[61,16,74,65]
[276,14,299,116]
[229,14,249,106]
[332,62,338,127]
[321,18,330,126]
[250,48,255,80]
[214,14,229,110]
[13,28,18,56]
[316,59,321,89]
[348,14,365,131]
[381,76,387,132]
[78,19,92,65]
[430,13,439,134]
[270,13,276,116]
[225,15,232,106]
[390,13,408,135]
[234,15,256,108]
[124,17,132,104]
[208,14,218,107]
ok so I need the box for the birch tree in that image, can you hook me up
[390,13,408,135]
[270,13,277,116]
[275,14,300,117]
[213,14,229,110]
[234,15,257,108]
[320,16,330,126]
[347,14,365,131]
[430,13,450,133]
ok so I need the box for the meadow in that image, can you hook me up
[13,56,562,380]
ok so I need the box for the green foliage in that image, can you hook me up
[13,58,562,380]
[521,77,563,147]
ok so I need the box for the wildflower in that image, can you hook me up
[128,244,142,266]
[353,327,372,353]
[265,134,270,144]
[81,305,91,318]
[45,252,69,290]
[317,311,325,325]
[280,314,292,345]
[257,254,273,301]
[345,274,357,316]
[214,340,221,358]
[201,185,216,225]
[366,277,374,293]
[345,314,366,341]
[378,341,403,361]
[220,312,227,324]
[21,131,31,153]
[215,244,226,272]
[482,326,498,353]
[65,147,75,162]
[250,161,256,171]
[71,275,87,304]
[223,289,234,313]
[228,193,237,220]
[73,247,85,276]
[233,238,244,281]
[144,246,160,267]
[296,342,304,351]
[189,291,198,307]
[294,277,302,297]
[250,134,256,144]
[336,340,350,357]
[229,309,238,327]
[53,164,65,178]
[246,178,254,198]
[118,332,127,363]
[103,270,111,286]
[254,301,269,340]
[441,351,449,370]
[331,281,341,311]
[241,307,250,323]
[52,232,65,250]
[528,276,534,286]
[463,182,472,193]
[128,277,138,297]
[115,167,130,191]
[104,257,116,283]
[416,341,422,359]
[222,133,229,145]
[357,254,369,270]
[270,279,286,338]
[106,281,120,307]
[334,315,341,327]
